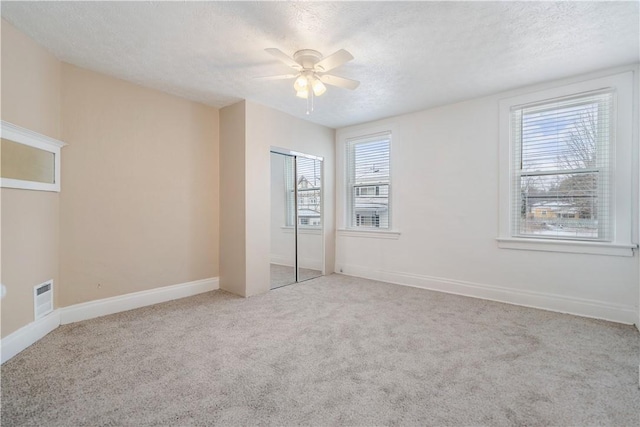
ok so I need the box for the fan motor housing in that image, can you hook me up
[293,49,323,70]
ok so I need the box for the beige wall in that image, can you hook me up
[1,20,62,337]
[0,20,61,137]
[219,101,246,296]
[2,18,335,340]
[59,64,219,306]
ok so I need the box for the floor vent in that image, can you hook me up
[34,280,53,320]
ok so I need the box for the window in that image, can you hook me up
[285,156,322,228]
[512,91,612,241]
[346,132,391,229]
[1,121,66,192]
[498,71,636,256]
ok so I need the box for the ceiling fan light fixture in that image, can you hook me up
[311,77,326,96]
[262,47,359,113]
[293,74,308,92]
[296,88,309,99]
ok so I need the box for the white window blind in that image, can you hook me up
[346,132,391,229]
[511,90,613,241]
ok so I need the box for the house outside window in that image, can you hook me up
[346,132,391,229]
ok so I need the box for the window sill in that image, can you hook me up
[337,229,401,239]
[496,237,637,257]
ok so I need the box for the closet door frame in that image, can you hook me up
[270,147,324,283]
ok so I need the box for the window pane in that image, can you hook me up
[521,102,603,173]
[1,138,55,184]
[354,184,389,229]
[518,173,599,239]
[296,157,322,227]
[353,140,390,184]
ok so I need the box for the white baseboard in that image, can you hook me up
[1,310,60,364]
[271,255,323,270]
[340,265,637,325]
[270,255,294,267]
[1,277,218,364]
[59,277,219,325]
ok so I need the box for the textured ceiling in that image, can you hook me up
[1,1,638,129]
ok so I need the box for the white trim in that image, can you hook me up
[0,121,66,149]
[1,310,60,364]
[270,146,324,162]
[59,277,219,325]
[0,120,66,192]
[339,265,637,325]
[337,229,401,239]
[1,277,218,364]
[496,237,636,257]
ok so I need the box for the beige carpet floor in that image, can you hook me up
[1,274,639,426]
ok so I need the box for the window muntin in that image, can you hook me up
[511,91,612,241]
[346,133,391,229]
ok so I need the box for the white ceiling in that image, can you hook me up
[2,1,638,129]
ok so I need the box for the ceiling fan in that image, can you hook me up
[257,48,360,113]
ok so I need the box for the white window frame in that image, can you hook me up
[497,71,637,257]
[345,131,392,231]
[1,121,66,192]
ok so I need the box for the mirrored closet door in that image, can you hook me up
[270,150,323,289]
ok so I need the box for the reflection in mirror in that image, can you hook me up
[1,138,55,184]
[270,152,296,289]
[296,156,323,282]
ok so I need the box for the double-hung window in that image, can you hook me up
[512,91,612,240]
[346,132,391,229]
[498,71,636,256]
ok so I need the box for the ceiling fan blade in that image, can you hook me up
[314,49,354,72]
[319,74,360,90]
[264,48,302,70]
[254,74,298,81]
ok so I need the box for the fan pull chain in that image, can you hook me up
[306,89,314,115]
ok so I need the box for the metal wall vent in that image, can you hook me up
[34,280,53,320]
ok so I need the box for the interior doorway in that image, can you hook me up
[270,149,324,289]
